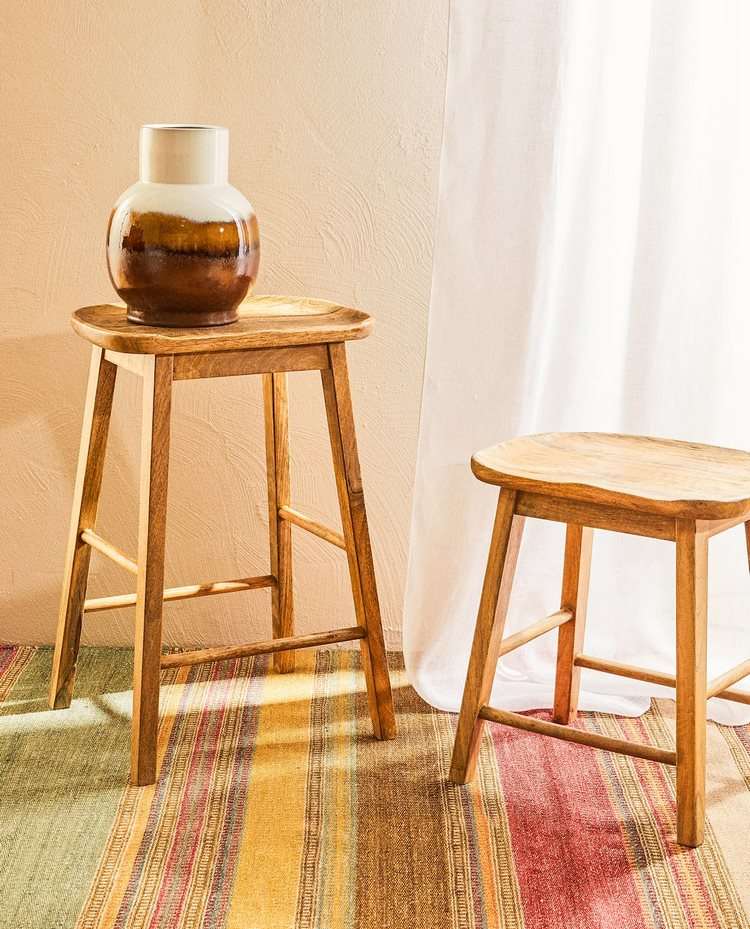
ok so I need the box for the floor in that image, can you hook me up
[0,646,749,929]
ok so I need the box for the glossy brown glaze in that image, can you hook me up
[108,210,260,326]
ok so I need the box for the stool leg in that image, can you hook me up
[321,343,396,740]
[263,373,295,673]
[449,489,524,784]
[553,525,593,724]
[131,355,173,786]
[675,519,708,847]
[49,347,117,709]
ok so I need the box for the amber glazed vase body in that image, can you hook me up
[107,124,260,327]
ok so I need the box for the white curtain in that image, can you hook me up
[404,0,750,725]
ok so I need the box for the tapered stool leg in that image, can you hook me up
[675,519,708,847]
[50,347,117,709]
[263,373,295,673]
[321,343,396,740]
[553,525,593,724]
[449,489,524,784]
[131,355,173,786]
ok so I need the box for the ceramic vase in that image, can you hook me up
[107,124,259,327]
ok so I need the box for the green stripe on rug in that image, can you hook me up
[0,647,132,929]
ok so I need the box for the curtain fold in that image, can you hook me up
[404,0,750,725]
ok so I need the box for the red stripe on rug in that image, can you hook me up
[0,646,18,676]
[489,711,646,929]
[147,666,230,928]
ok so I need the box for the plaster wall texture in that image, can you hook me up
[0,1,448,646]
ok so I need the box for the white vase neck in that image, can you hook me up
[139,124,229,185]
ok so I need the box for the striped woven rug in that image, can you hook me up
[1,645,749,929]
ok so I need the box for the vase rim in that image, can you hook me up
[142,123,227,132]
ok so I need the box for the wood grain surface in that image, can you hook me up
[449,489,524,784]
[71,296,372,354]
[473,432,750,519]
[131,355,173,786]
[49,348,117,709]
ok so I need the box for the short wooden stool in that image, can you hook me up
[450,432,750,847]
[50,296,396,785]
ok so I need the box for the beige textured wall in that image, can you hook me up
[0,1,448,646]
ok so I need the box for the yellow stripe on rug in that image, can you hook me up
[297,649,357,929]
[325,651,357,929]
[474,728,524,929]
[227,650,319,929]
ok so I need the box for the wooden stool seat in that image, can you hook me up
[472,432,750,519]
[71,296,371,354]
[451,431,750,848]
[50,295,396,788]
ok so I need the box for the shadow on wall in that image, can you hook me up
[0,331,139,644]
[0,331,138,482]
[1,332,82,480]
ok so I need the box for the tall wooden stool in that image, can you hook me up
[449,432,750,847]
[49,296,396,786]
